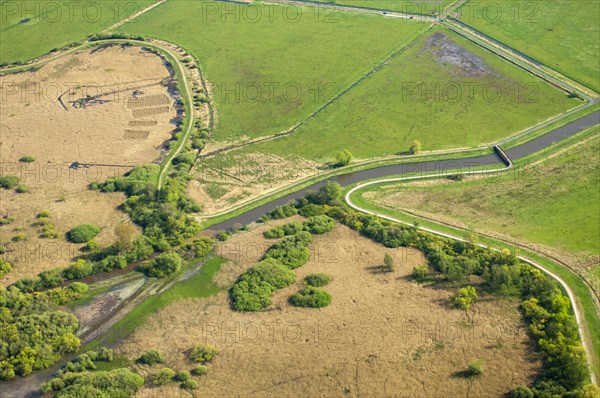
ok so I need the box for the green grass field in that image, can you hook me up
[360,131,600,262]
[120,0,428,141]
[310,0,454,14]
[457,0,600,93]
[242,26,579,161]
[0,0,156,63]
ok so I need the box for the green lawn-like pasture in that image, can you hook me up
[120,0,429,141]
[457,0,600,93]
[0,0,156,63]
[360,131,600,262]
[244,26,579,161]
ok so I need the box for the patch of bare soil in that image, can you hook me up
[421,32,496,78]
[0,45,178,284]
[188,153,321,214]
[118,223,540,398]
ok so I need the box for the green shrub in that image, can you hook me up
[62,260,93,280]
[290,286,332,308]
[507,386,534,398]
[37,210,51,218]
[335,149,353,167]
[15,184,28,193]
[231,259,296,311]
[174,370,190,382]
[189,344,218,363]
[412,265,429,281]
[304,273,332,287]
[12,232,27,242]
[0,216,15,225]
[137,350,163,365]
[0,260,12,278]
[191,365,207,376]
[466,360,483,377]
[0,176,19,189]
[141,252,182,278]
[149,368,175,386]
[263,232,312,269]
[67,224,101,243]
[19,155,35,163]
[303,215,335,234]
[180,379,198,390]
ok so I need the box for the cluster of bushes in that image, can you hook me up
[53,348,114,378]
[290,286,332,308]
[0,283,88,380]
[189,344,218,363]
[137,350,163,365]
[259,201,298,222]
[35,211,61,239]
[0,215,15,225]
[263,231,312,269]
[66,224,100,243]
[283,182,591,396]
[148,367,198,390]
[93,164,202,250]
[0,176,19,189]
[230,259,296,311]
[43,368,144,397]
[190,125,210,150]
[140,252,182,278]
[263,215,335,239]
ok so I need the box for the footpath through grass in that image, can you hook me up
[457,0,600,93]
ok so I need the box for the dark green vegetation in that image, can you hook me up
[42,351,144,398]
[457,0,600,92]
[18,155,35,163]
[265,183,592,395]
[140,252,182,278]
[289,286,332,308]
[121,0,428,140]
[0,176,19,189]
[0,0,156,64]
[0,283,89,380]
[262,215,335,238]
[230,259,297,311]
[66,224,101,243]
[304,273,332,287]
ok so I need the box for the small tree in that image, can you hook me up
[334,149,353,167]
[114,223,137,252]
[410,140,422,154]
[382,254,394,273]
[412,265,429,281]
[454,286,478,322]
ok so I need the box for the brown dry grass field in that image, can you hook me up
[118,221,540,398]
[0,44,177,284]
